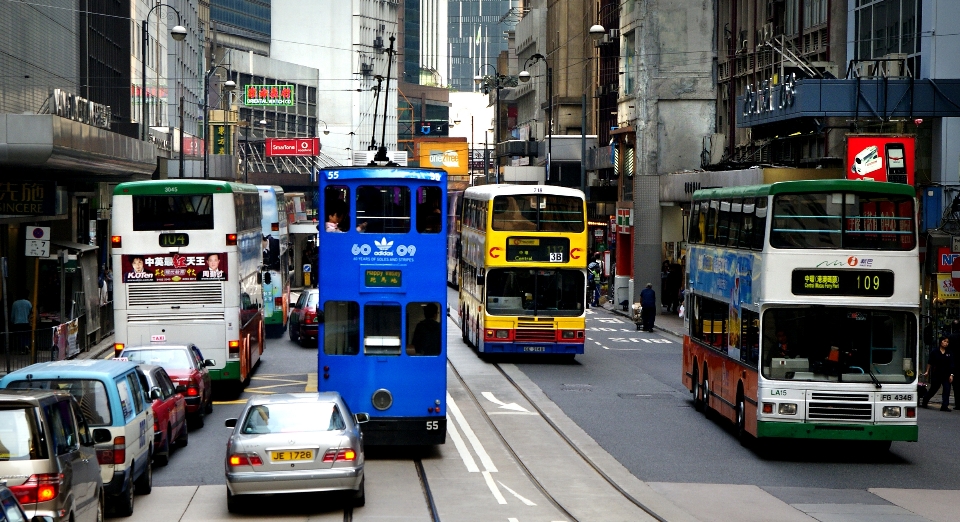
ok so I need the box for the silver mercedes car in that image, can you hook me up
[223,392,368,512]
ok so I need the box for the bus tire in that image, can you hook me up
[692,365,703,411]
[736,390,749,446]
[701,368,712,419]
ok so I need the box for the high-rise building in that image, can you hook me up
[448,0,514,91]
[209,0,271,54]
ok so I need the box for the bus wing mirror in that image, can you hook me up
[263,272,272,285]
[476,274,485,286]
[354,412,370,424]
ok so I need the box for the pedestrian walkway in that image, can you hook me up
[600,299,686,338]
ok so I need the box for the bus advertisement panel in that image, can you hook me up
[258,186,290,337]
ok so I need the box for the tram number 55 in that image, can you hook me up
[426,420,440,430]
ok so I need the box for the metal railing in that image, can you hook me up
[1,327,58,376]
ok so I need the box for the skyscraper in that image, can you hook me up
[448,0,514,92]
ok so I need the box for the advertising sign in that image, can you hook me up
[244,84,295,106]
[937,273,960,300]
[938,247,960,273]
[121,253,228,283]
[617,208,632,233]
[212,125,231,155]
[846,135,915,185]
[266,138,320,157]
[0,181,57,216]
[419,142,468,175]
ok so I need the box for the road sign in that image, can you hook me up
[25,226,51,257]
[27,226,50,240]
[302,264,312,273]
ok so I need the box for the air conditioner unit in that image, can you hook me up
[739,38,749,52]
[882,53,908,77]
[609,29,620,39]
[373,36,384,49]
[361,63,373,76]
[855,61,875,78]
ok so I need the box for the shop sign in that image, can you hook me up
[953,257,960,292]
[0,181,57,216]
[937,274,960,300]
[608,216,616,243]
[846,135,915,185]
[617,208,632,233]
[49,89,112,130]
[937,247,959,273]
[212,125,231,155]
[266,138,319,157]
[243,84,294,106]
[741,73,797,118]
[121,253,228,283]
[420,143,468,175]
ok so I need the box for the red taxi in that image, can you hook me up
[120,343,215,428]
[289,289,320,347]
[138,364,188,466]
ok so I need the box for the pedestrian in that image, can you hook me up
[921,336,954,411]
[11,295,32,331]
[639,283,657,332]
[105,268,113,301]
[587,257,602,307]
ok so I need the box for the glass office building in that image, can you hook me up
[211,0,271,42]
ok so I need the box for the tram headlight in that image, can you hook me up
[778,403,797,415]
[882,406,902,418]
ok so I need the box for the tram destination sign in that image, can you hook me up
[365,269,402,287]
[505,237,569,263]
[791,269,893,297]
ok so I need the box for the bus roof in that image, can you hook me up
[463,184,586,201]
[318,166,446,182]
[113,180,258,196]
[692,179,916,201]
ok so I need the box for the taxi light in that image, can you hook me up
[228,453,263,466]
[111,235,122,248]
[882,406,902,418]
[762,402,774,414]
[10,473,62,505]
[905,407,916,418]
[778,403,798,415]
[226,233,238,246]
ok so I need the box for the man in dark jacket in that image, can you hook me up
[639,283,657,332]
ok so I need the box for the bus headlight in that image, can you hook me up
[778,403,797,415]
[882,406,902,418]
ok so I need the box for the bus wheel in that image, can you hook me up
[736,392,749,446]
[692,365,703,411]
[701,371,711,419]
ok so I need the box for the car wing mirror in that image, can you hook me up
[224,418,238,428]
[204,358,216,367]
[149,387,162,401]
[92,428,112,444]
[354,412,370,424]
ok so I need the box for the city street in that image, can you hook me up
[100,295,960,521]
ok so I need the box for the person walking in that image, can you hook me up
[921,336,955,411]
[11,296,32,332]
[639,283,657,332]
[587,256,602,307]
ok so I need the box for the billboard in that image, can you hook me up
[846,135,915,185]
[243,84,295,106]
[122,253,228,283]
[418,141,468,175]
[266,138,319,157]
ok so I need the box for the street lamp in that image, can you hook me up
[141,4,187,141]
[476,65,518,183]
[520,53,552,183]
[582,17,607,197]
[318,119,330,135]
[202,66,236,179]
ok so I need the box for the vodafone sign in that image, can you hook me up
[265,138,320,157]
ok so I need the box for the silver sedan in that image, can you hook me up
[224,392,368,512]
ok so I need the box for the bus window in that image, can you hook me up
[356,186,410,233]
[416,187,443,233]
[705,200,718,244]
[324,186,350,233]
[727,200,743,247]
[739,199,755,249]
[323,301,359,355]
[132,195,214,230]
[364,303,402,355]
[751,198,767,250]
[688,202,701,244]
[406,302,442,355]
[770,193,842,248]
[492,196,537,231]
[540,195,585,232]
[740,309,759,367]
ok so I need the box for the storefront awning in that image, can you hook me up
[51,240,99,254]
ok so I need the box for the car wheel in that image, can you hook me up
[154,427,170,467]
[353,476,365,507]
[111,475,135,517]
[95,489,104,522]
[289,321,300,342]
[204,395,214,414]
[226,490,243,514]
[176,420,189,447]
[189,409,205,429]
[134,455,152,495]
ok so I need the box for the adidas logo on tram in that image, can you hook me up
[375,238,394,253]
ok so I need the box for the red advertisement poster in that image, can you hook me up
[846,135,915,185]
[122,253,228,283]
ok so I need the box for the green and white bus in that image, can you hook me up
[257,185,290,337]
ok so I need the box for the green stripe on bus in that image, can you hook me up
[209,360,243,382]
[693,179,916,201]
[114,180,258,196]
[756,421,918,441]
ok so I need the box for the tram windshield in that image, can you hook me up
[485,268,585,317]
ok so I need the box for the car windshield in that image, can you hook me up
[123,349,193,369]
[5,379,112,426]
[240,402,345,434]
[0,407,47,461]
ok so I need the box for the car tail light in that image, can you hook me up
[228,453,263,467]
[271,222,279,231]
[274,297,283,307]
[10,473,62,504]
[96,435,125,465]
[111,235,122,248]
[186,385,199,397]
[228,340,240,359]
[322,448,357,463]
[226,233,238,246]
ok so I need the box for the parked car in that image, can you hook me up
[137,365,188,466]
[289,289,320,347]
[223,392,368,512]
[0,360,155,517]
[119,344,214,428]
[0,389,104,522]
[0,484,51,522]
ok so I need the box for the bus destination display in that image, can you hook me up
[365,270,402,287]
[505,237,569,263]
[159,233,189,247]
[791,269,893,297]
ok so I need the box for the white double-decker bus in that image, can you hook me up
[682,179,919,450]
[111,180,264,390]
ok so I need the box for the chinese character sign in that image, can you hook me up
[243,84,295,106]
[122,253,228,283]
[0,181,57,215]
[212,125,231,155]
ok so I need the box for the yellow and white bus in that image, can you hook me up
[458,184,588,357]
[111,180,264,390]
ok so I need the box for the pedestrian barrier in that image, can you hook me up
[1,327,58,376]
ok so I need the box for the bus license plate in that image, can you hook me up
[523,346,546,352]
[271,450,314,462]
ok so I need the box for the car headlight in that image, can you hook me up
[778,403,797,415]
[882,406,902,418]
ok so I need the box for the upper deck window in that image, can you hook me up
[133,195,213,230]
[491,195,584,232]
[356,186,410,233]
[770,192,914,250]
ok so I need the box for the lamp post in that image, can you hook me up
[583,17,607,197]
[141,4,187,141]
[202,67,236,179]
[519,53,552,183]
[318,119,331,135]
[475,65,516,183]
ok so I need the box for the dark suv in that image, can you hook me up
[0,389,104,522]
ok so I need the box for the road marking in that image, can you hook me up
[498,480,537,506]
[481,392,530,413]
[446,414,480,472]
[305,372,317,392]
[212,399,247,405]
[482,471,507,504]
[447,393,497,472]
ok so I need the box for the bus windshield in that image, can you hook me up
[485,269,585,317]
[491,195,584,232]
[761,308,916,384]
[770,192,914,250]
[133,195,214,230]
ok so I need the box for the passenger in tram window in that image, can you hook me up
[410,303,442,356]
[326,202,347,233]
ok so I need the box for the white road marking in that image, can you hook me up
[482,392,531,413]
[592,327,618,331]
[447,393,498,472]
[483,471,507,504]
[446,412,479,472]
[596,318,624,324]
[497,480,537,506]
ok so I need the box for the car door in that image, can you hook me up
[47,399,95,520]
[291,292,306,332]
[158,370,185,434]
[190,346,212,404]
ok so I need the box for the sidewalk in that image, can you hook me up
[74,333,116,361]
[600,299,686,338]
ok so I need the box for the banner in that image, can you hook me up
[54,319,80,359]
[937,273,960,300]
[122,253,228,283]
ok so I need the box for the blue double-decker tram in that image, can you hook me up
[317,165,447,445]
